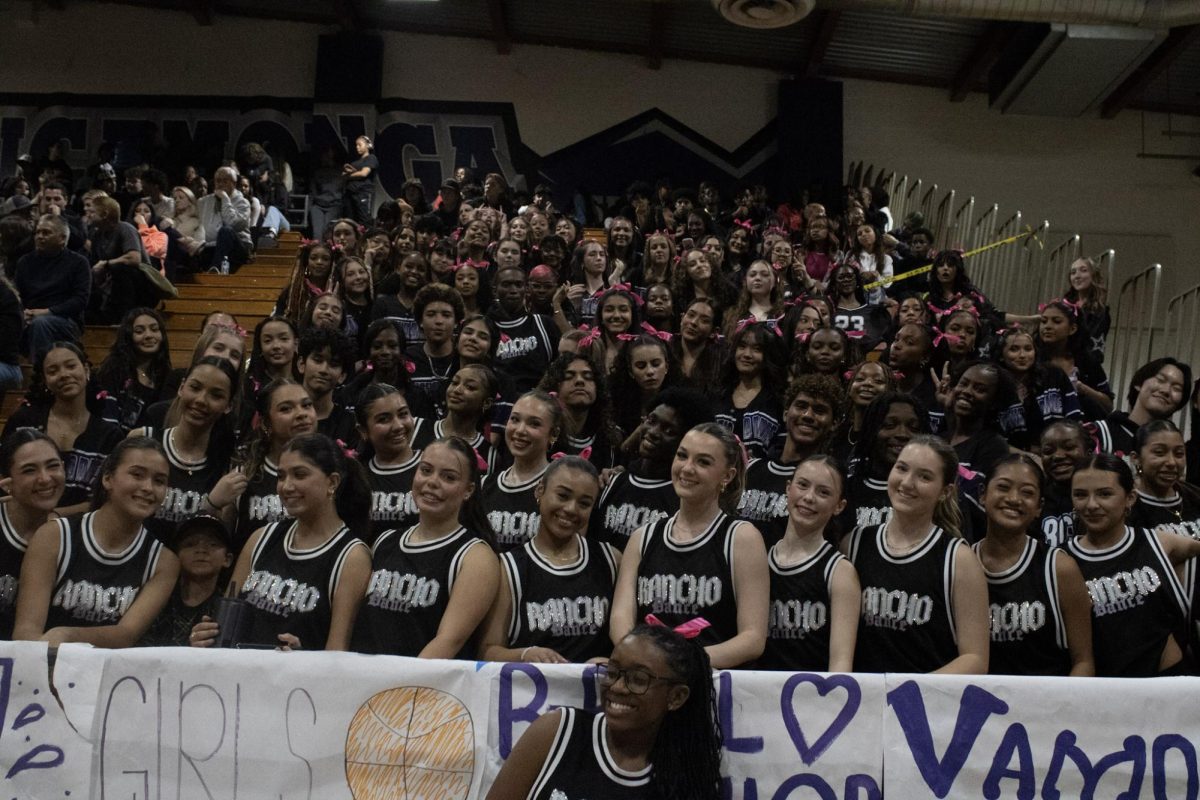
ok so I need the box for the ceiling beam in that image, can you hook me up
[948,23,1014,102]
[333,0,361,30]
[486,0,512,54]
[800,11,841,77]
[190,0,213,26]
[648,1,670,71]
[1101,24,1200,119]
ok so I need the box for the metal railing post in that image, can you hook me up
[1109,264,1163,407]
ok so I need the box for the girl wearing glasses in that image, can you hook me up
[486,623,722,800]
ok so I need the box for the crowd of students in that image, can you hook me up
[1,166,1199,699]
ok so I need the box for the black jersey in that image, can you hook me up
[715,389,782,460]
[500,537,618,662]
[592,471,679,551]
[1039,485,1076,548]
[833,302,892,351]
[849,522,964,673]
[366,453,421,544]
[840,475,891,533]
[0,504,28,639]
[410,418,493,474]
[636,513,741,650]
[482,465,546,551]
[233,459,287,555]
[356,525,487,657]
[1094,410,1138,457]
[239,521,366,650]
[145,427,230,543]
[761,540,846,671]
[1130,491,1200,541]
[998,368,1082,451]
[369,294,422,348]
[973,539,1071,676]
[2,405,123,509]
[738,458,795,547]
[316,406,359,451]
[45,512,165,630]
[561,432,616,471]
[492,314,559,394]
[99,379,164,433]
[529,708,651,800]
[406,345,455,413]
[1065,526,1190,677]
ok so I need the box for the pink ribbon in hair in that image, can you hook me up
[95,390,110,401]
[451,258,488,272]
[578,326,601,348]
[300,237,318,247]
[616,333,640,342]
[733,434,750,467]
[640,322,673,342]
[845,330,865,339]
[335,439,359,460]
[551,446,593,462]
[643,229,671,240]
[500,333,511,343]
[932,331,963,348]
[472,447,489,472]
[795,330,812,343]
[608,283,644,306]
[644,613,711,640]
[956,464,978,482]
[843,369,857,381]
[1039,297,1081,317]
[734,317,756,335]
[733,219,753,232]
[404,358,417,374]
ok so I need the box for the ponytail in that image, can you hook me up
[281,433,373,537]
[427,437,497,548]
[907,434,964,538]
[689,422,746,514]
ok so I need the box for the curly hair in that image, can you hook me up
[536,352,621,456]
[96,307,172,395]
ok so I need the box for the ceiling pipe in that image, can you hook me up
[815,0,1200,28]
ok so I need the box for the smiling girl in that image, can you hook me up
[483,390,562,551]
[96,307,172,431]
[760,455,860,672]
[716,322,785,460]
[356,436,499,658]
[14,437,179,647]
[975,454,1094,676]
[612,423,770,669]
[0,430,65,639]
[482,456,619,663]
[845,435,990,674]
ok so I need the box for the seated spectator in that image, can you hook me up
[86,196,158,324]
[141,168,174,220]
[196,166,251,273]
[0,200,35,280]
[0,275,20,391]
[35,181,86,252]
[15,213,90,357]
[139,515,232,647]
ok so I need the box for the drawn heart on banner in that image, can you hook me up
[780,673,861,766]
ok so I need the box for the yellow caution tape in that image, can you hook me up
[863,227,1042,291]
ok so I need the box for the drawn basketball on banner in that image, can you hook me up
[344,686,475,799]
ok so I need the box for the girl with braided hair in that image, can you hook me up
[487,622,722,800]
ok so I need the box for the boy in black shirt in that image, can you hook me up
[141,515,232,646]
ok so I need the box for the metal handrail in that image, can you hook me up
[1160,283,1200,436]
[932,190,955,248]
[1108,264,1164,405]
[1043,234,1082,308]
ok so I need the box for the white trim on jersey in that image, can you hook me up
[527,707,574,800]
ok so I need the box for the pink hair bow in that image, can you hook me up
[932,331,963,348]
[608,283,644,306]
[578,326,601,348]
[404,358,417,374]
[640,322,673,342]
[335,439,359,460]
[364,361,375,373]
[472,447,489,472]
[578,446,593,461]
[733,434,750,466]
[644,613,711,640]
[451,258,487,272]
[500,333,511,343]
[893,370,905,380]
[616,333,640,342]
[300,237,319,247]
[795,330,812,343]
[96,390,110,401]
[734,317,756,335]
[643,229,671,240]
[733,219,754,232]
[956,464,978,481]
[845,330,865,339]
[843,369,857,381]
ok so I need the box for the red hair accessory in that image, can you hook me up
[616,333,639,342]
[96,390,110,401]
[472,447,489,472]
[578,326,601,348]
[733,219,753,232]
[732,434,750,467]
[640,322,673,342]
[795,330,812,343]
[578,446,593,461]
[1039,297,1080,317]
[644,613,711,639]
[956,464,979,482]
[335,439,359,460]
[450,258,488,272]
[299,237,319,247]
[404,359,417,374]
[500,333,511,343]
[643,229,672,240]
[607,283,644,307]
[843,369,857,381]
[932,331,963,348]
[734,317,756,335]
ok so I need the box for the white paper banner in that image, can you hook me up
[883,673,1200,799]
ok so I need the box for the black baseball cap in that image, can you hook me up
[173,514,232,550]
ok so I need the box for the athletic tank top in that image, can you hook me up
[45,511,164,630]
[0,504,28,639]
[482,465,546,551]
[714,389,782,460]
[366,453,421,544]
[145,427,228,543]
[737,458,795,548]
[239,521,366,650]
[849,522,963,673]
[841,476,891,532]
[410,418,493,474]
[233,458,287,555]
[761,540,846,671]
[973,538,1071,676]
[1039,487,1076,548]
[493,314,557,394]
[1066,526,1190,677]
[592,471,678,551]
[356,525,486,657]
[636,513,740,649]
[529,708,651,800]
[500,537,618,662]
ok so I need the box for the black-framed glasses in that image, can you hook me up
[595,663,682,696]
